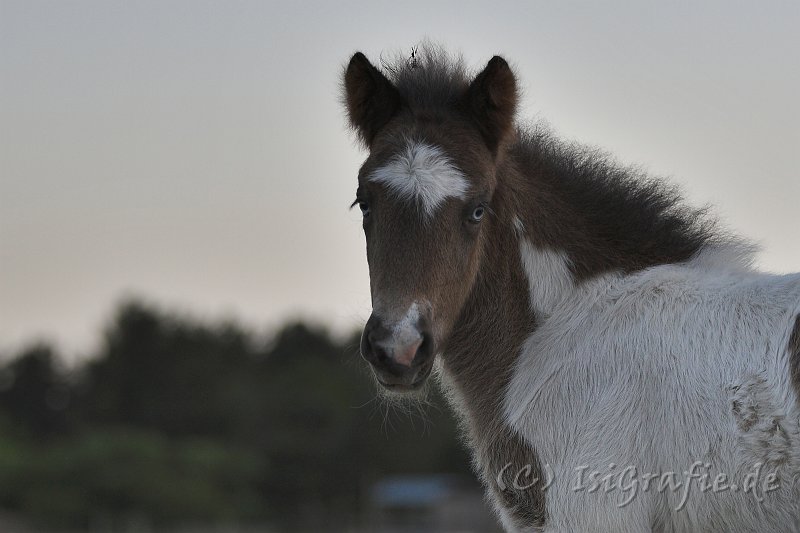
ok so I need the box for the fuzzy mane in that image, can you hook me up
[512,125,722,276]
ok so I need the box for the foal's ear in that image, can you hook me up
[464,56,518,153]
[343,52,402,148]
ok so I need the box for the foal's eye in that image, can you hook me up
[469,204,486,223]
[358,201,371,218]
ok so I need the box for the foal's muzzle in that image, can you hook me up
[360,311,435,391]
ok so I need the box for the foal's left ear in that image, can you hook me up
[464,56,518,153]
[343,52,402,148]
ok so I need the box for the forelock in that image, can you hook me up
[381,43,470,110]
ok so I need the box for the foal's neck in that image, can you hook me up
[439,136,714,425]
[436,162,547,525]
[439,160,534,428]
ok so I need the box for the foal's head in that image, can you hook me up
[342,49,518,392]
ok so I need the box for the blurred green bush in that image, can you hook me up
[0,300,470,530]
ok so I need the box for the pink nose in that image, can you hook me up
[360,313,434,382]
[392,338,423,367]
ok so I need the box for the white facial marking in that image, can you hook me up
[368,141,469,216]
[518,238,575,317]
[373,301,424,366]
[391,301,421,345]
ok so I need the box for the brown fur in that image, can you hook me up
[508,127,715,280]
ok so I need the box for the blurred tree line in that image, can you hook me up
[0,300,471,531]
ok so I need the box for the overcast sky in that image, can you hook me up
[1,1,798,359]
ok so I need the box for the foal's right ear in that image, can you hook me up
[343,52,402,148]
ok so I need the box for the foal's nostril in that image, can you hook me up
[359,314,384,365]
[372,340,390,363]
[412,332,433,367]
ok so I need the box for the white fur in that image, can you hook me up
[503,242,800,532]
[368,141,469,216]
[518,239,577,318]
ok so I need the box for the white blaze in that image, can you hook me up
[368,141,469,216]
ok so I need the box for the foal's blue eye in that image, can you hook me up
[470,205,486,223]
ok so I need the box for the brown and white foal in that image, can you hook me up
[342,46,800,532]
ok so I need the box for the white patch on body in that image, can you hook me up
[518,239,577,317]
[368,141,468,216]
[501,242,800,532]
